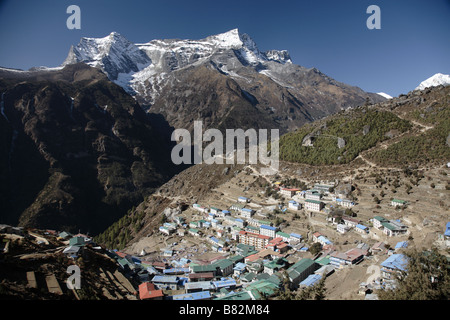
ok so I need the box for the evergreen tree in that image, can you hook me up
[378,248,450,300]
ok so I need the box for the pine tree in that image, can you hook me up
[377,249,450,300]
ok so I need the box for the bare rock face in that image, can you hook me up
[337,137,346,149]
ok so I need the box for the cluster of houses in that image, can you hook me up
[140,192,417,300]
[104,227,417,301]
[275,183,350,213]
[274,182,410,239]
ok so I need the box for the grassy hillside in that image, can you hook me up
[279,107,412,165]
[368,88,450,167]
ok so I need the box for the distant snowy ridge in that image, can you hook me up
[62,29,293,101]
[377,92,392,99]
[415,73,450,91]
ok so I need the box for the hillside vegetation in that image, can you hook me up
[368,87,450,167]
[279,108,412,165]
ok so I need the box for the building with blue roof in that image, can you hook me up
[151,275,180,290]
[288,200,302,210]
[445,222,450,238]
[380,254,408,280]
[300,274,323,288]
[260,224,278,238]
[238,196,250,203]
[290,233,303,244]
[235,218,245,228]
[170,291,212,300]
[395,241,409,250]
[240,207,255,218]
[317,235,333,246]
[233,262,247,277]
[355,224,369,234]
[185,281,214,293]
[212,279,237,291]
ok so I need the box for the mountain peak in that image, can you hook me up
[205,28,245,48]
[62,31,151,81]
[415,72,450,91]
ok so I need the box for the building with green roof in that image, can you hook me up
[287,258,319,287]
[213,259,234,276]
[245,279,280,299]
[391,199,407,207]
[214,290,253,300]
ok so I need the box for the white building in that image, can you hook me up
[337,199,355,208]
[391,199,407,207]
[355,224,369,234]
[288,200,301,210]
[305,199,324,212]
[337,224,351,234]
[372,216,408,237]
[260,225,278,238]
[210,207,221,215]
[159,226,172,236]
[372,216,388,230]
[383,220,408,237]
[280,188,300,198]
[240,208,255,219]
[193,204,209,213]
[342,216,360,228]
[305,190,322,201]
[238,197,250,203]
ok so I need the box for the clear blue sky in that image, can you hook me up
[0,0,449,97]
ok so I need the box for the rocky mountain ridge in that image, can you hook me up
[63,29,386,134]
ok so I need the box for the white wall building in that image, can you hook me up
[305,199,324,212]
[260,224,278,238]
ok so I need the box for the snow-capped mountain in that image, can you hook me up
[63,29,291,102]
[415,73,450,91]
[377,92,393,99]
[63,31,152,82]
[62,29,385,133]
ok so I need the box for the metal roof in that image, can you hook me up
[380,254,408,272]
[300,274,322,287]
[171,291,211,300]
[305,199,322,204]
[260,224,277,231]
[151,275,179,283]
[212,279,237,289]
[184,281,214,291]
[445,222,450,237]
[395,241,409,249]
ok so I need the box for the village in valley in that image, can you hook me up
[1,162,449,301]
[94,162,449,301]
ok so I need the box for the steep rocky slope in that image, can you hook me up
[0,64,181,234]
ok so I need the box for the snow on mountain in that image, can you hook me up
[62,29,293,101]
[377,92,393,99]
[62,32,152,82]
[415,73,450,91]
